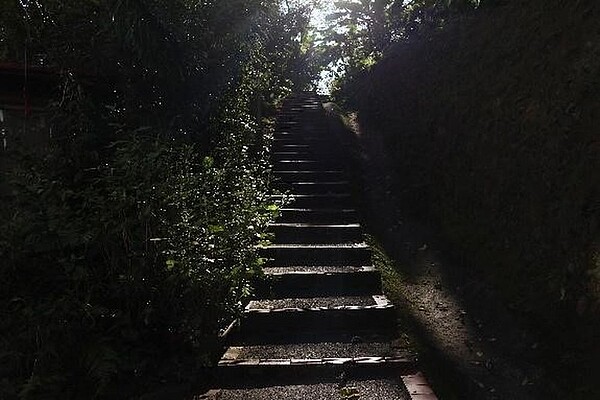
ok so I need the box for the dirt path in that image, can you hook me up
[326,107,565,400]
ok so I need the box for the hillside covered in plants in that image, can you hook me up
[325,0,599,397]
[0,1,317,398]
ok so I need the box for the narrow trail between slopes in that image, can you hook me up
[198,93,438,399]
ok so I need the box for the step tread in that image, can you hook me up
[273,170,345,174]
[262,243,368,249]
[279,208,358,212]
[263,266,376,274]
[282,181,351,185]
[271,193,352,198]
[270,223,361,228]
[206,378,411,400]
[247,295,390,311]
[221,340,410,360]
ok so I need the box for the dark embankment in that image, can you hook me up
[352,0,599,396]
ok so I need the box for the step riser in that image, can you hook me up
[216,362,414,388]
[273,171,347,182]
[277,196,355,209]
[273,182,351,195]
[272,226,362,243]
[272,141,337,150]
[273,153,345,161]
[261,247,371,266]
[257,272,382,298]
[273,161,345,172]
[272,139,338,147]
[241,307,395,335]
[278,209,359,224]
[273,132,330,139]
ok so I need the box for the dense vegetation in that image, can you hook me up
[0,1,316,398]
[2,0,598,397]
[320,0,483,100]
[326,0,599,396]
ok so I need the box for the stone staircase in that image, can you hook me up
[200,93,437,399]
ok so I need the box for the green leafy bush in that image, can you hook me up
[0,0,317,398]
[0,130,275,398]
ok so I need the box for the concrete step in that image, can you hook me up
[273,160,345,172]
[258,265,381,297]
[270,194,355,209]
[217,341,415,384]
[203,377,413,398]
[221,339,408,361]
[274,131,330,139]
[272,145,345,155]
[272,137,338,146]
[270,222,362,243]
[273,152,345,161]
[278,208,359,224]
[260,243,371,266]
[275,144,311,151]
[272,170,347,182]
[273,181,351,195]
[240,295,395,335]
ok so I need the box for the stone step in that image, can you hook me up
[281,104,320,110]
[270,222,362,244]
[278,208,359,224]
[260,243,371,266]
[272,152,345,161]
[274,131,330,139]
[221,339,408,361]
[273,181,351,195]
[272,137,338,146]
[272,170,347,182]
[258,265,381,297]
[202,377,413,399]
[270,194,355,209]
[229,330,395,346]
[273,160,345,172]
[240,295,395,335]
[272,143,346,159]
[217,341,415,384]
[275,144,311,150]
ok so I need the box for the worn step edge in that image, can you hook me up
[257,266,381,298]
[269,223,362,243]
[272,170,346,176]
[270,223,361,228]
[227,330,395,345]
[199,373,438,399]
[263,265,376,274]
[273,181,351,187]
[402,372,440,399]
[215,357,417,389]
[269,194,353,200]
[277,208,359,224]
[245,295,390,312]
[261,242,368,248]
[239,297,395,335]
[219,339,412,363]
[219,355,414,369]
[272,166,347,173]
[260,245,372,266]
[273,152,346,158]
